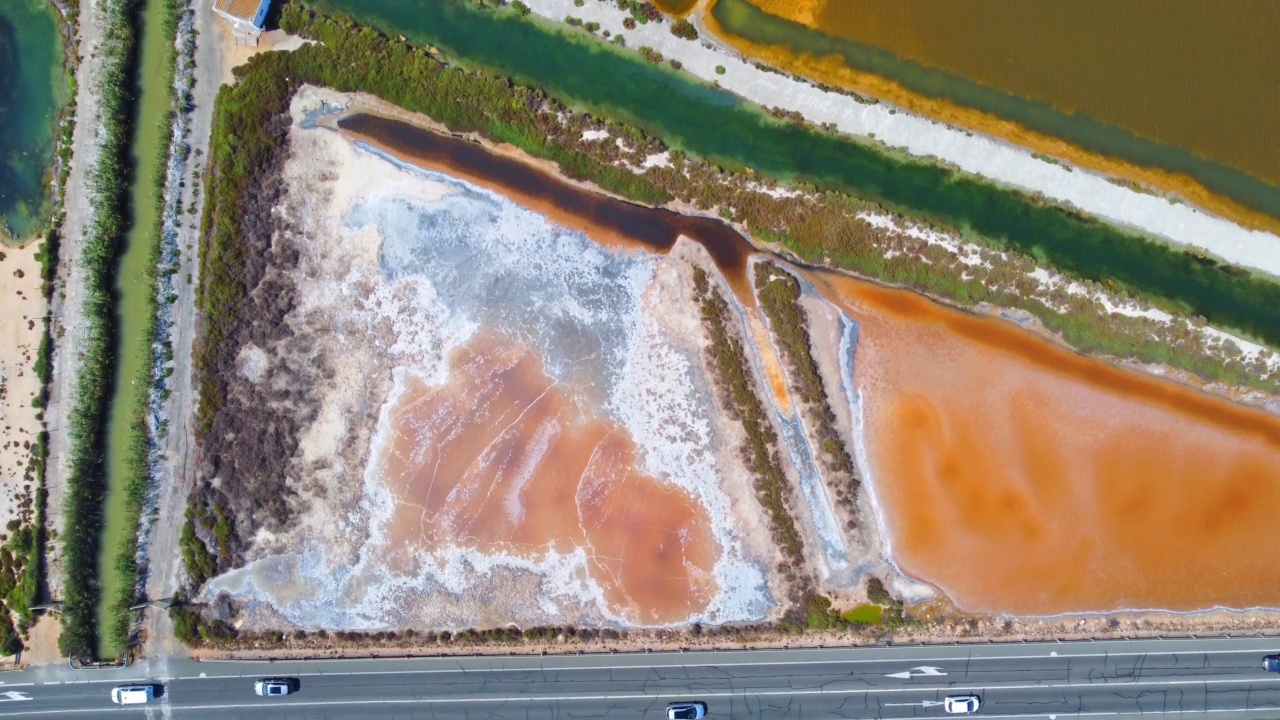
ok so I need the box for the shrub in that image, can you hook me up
[670,18,698,40]
[715,64,726,75]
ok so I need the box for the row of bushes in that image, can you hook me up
[57,0,145,661]
[691,268,810,597]
[752,262,859,504]
[103,0,183,656]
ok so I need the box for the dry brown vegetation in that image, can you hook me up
[752,261,859,511]
[691,267,848,631]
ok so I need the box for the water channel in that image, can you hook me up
[97,0,172,659]
[310,0,1280,348]
[706,0,1280,222]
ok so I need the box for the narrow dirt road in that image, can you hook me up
[138,0,229,662]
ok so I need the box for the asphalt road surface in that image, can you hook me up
[2,638,1280,719]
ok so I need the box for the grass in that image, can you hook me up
[57,0,145,662]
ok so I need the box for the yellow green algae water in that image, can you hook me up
[0,0,67,242]
[97,0,171,660]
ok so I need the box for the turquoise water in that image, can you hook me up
[305,0,1280,348]
[0,0,66,242]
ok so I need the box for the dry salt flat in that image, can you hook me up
[528,0,1280,279]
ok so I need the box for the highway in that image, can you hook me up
[2,638,1280,718]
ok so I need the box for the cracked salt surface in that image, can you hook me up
[207,145,771,628]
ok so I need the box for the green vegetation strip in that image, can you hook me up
[752,261,858,509]
[309,0,1280,348]
[693,268,806,574]
[97,0,180,659]
[59,0,178,661]
[58,0,142,660]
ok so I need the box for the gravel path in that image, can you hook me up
[139,0,228,662]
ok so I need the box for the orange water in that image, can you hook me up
[816,274,1280,615]
[376,332,720,623]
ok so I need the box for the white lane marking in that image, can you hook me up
[887,666,947,679]
[884,700,945,707]
[25,644,1275,685]
[186,646,1278,671]
[0,692,1275,718]
[0,691,32,702]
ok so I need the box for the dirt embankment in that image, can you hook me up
[40,0,106,638]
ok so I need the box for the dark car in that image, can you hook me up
[666,701,708,719]
[1264,655,1280,672]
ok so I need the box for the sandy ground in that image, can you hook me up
[526,0,1280,279]
[0,243,45,531]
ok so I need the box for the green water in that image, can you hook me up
[709,0,1280,227]
[0,0,67,242]
[97,0,171,660]
[306,0,1280,347]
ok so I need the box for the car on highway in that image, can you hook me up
[1265,655,1280,672]
[666,701,708,719]
[111,685,157,705]
[944,694,982,714]
[254,678,298,696]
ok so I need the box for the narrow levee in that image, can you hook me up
[96,0,173,660]
[704,0,1280,231]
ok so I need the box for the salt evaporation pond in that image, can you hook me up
[342,112,1280,618]
[817,275,1280,616]
[208,110,771,628]
[214,98,1280,628]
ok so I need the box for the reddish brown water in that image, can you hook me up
[344,111,1280,615]
[376,332,719,623]
[817,275,1280,615]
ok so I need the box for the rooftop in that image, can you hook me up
[213,0,267,25]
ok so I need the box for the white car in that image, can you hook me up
[666,701,708,719]
[110,685,156,705]
[944,695,982,714]
[254,678,296,697]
